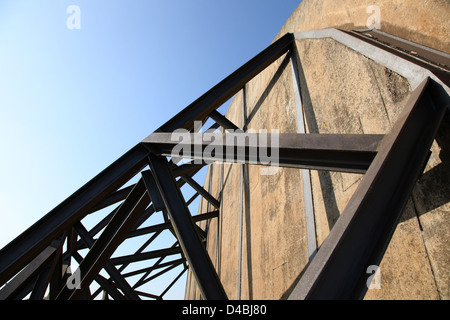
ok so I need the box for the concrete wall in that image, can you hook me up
[275,0,449,53]
[185,0,449,300]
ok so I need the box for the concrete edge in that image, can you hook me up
[293,28,450,98]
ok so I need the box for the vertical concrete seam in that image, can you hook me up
[290,48,318,260]
[218,147,224,279]
[237,86,246,300]
[410,193,442,299]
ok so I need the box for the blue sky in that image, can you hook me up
[0,0,300,298]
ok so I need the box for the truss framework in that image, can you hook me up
[0,30,448,300]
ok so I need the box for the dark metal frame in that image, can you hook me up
[0,30,448,300]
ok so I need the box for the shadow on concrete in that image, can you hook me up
[246,53,291,126]
[409,117,450,222]
[292,44,341,230]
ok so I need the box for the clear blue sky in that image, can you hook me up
[0,0,301,298]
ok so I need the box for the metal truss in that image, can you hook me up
[0,30,448,300]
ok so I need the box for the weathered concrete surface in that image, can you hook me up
[185,0,449,300]
[410,123,450,299]
[276,0,450,54]
[295,37,412,245]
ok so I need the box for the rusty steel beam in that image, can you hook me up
[147,153,227,300]
[126,210,219,239]
[288,78,448,300]
[144,132,383,173]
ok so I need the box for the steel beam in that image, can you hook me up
[88,184,135,214]
[0,239,61,300]
[136,260,185,288]
[65,207,119,253]
[180,175,220,209]
[132,241,181,289]
[153,33,293,132]
[142,170,165,212]
[72,222,141,300]
[109,247,183,266]
[144,132,383,173]
[160,266,188,298]
[68,252,126,301]
[134,290,161,300]
[30,238,64,300]
[49,243,64,300]
[56,178,150,300]
[344,29,450,87]
[288,77,448,300]
[209,110,240,130]
[122,258,185,279]
[364,29,450,69]
[171,162,207,177]
[0,144,149,287]
[126,210,219,239]
[147,153,227,300]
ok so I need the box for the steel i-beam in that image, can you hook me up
[288,77,448,300]
[147,153,227,300]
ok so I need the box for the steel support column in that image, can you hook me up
[147,153,227,300]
